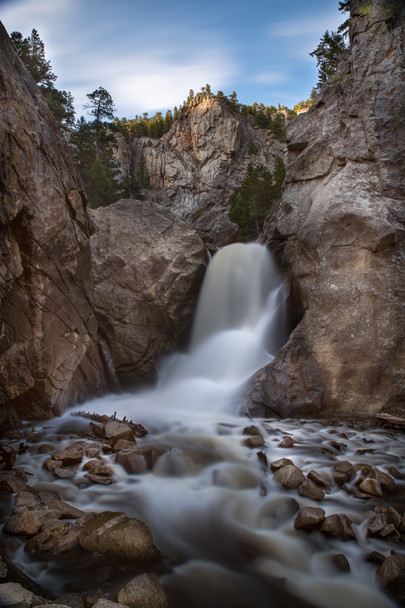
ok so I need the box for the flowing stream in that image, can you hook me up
[3,243,404,608]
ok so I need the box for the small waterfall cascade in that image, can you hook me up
[3,243,403,608]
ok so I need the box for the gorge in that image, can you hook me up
[0,0,405,606]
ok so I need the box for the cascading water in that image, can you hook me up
[2,243,403,608]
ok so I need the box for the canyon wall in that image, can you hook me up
[114,97,286,247]
[0,23,107,428]
[248,0,405,419]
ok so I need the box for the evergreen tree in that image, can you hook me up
[10,28,74,131]
[310,30,346,89]
[84,87,115,157]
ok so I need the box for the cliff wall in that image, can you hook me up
[249,0,405,418]
[0,23,107,427]
[115,97,286,247]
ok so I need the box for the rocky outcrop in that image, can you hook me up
[0,22,106,428]
[114,97,286,247]
[249,0,405,418]
[90,199,207,385]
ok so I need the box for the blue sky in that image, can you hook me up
[1,0,343,119]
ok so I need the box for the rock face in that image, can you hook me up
[115,97,286,247]
[0,22,106,427]
[90,199,207,385]
[248,0,405,418]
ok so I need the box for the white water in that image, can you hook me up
[4,243,404,608]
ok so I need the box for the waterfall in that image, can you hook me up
[6,243,400,608]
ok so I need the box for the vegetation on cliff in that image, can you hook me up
[229,157,286,240]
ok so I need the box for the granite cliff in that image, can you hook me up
[0,22,107,428]
[248,0,405,419]
[114,96,286,247]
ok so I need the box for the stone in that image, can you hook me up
[243,435,265,449]
[53,467,76,479]
[78,511,160,561]
[294,507,325,531]
[0,473,26,494]
[366,551,387,565]
[375,553,405,603]
[298,478,324,501]
[3,511,41,536]
[331,554,351,573]
[83,459,105,472]
[242,425,261,436]
[333,461,354,486]
[320,514,356,541]
[14,490,39,510]
[103,421,135,444]
[274,465,305,489]
[279,436,294,448]
[367,512,389,537]
[85,445,101,458]
[55,594,85,608]
[25,521,80,558]
[90,200,207,386]
[115,448,156,474]
[0,556,7,579]
[307,470,332,488]
[113,439,138,452]
[38,495,84,519]
[358,477,383,496]
[0,582,33,608]
[116,573,168,608]
[43,459,63,472]
[93,600,127,608]
[0,23,107,426]
[85,474,114,485]
[52,445,84,466]
[370,467,396,492]
[270,458,293,472]
[246,0,405,419]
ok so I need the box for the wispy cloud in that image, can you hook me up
[250,71,289,85]
[267,13,342,39]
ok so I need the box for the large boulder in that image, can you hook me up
[0,22,106,428]
[90,199,207,385]
[248,0,405,418]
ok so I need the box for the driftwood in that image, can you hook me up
[376,413,405,427]
[72,411,148,437]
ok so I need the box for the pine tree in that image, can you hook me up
[84,87,115,158]
[310,30,346,89]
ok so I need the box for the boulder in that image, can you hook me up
[359,478,383,496]
[3,511,41,536]
[78,511,160,561]
[294,507,325,531]
[0,582,33,608]
[115,448,156,474]
[0,23,107,426]
[307,470,332,488]
[247,1,405,418]
[375,553,405,605]
[274,465,305,489]
[90,199,207,385]
[51,445,84,466]
[243,435,265,449]
[333,461,354,486]
[270,458,293,472]
[298,478,324,501]
[320,514,356,541]
[25,521,80,559]
[116,573,168,608]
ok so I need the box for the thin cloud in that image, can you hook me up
[250,71,289,85]
[267,13,342,38]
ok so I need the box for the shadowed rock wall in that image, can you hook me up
[249,0,405,418]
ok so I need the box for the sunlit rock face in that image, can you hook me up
[90,199,207,386]
[114,96,286,248]
[249,0,405,418]
[0,23,106,427]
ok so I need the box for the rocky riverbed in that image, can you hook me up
[0,411,404,608]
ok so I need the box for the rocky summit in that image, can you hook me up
[248,0,405,419]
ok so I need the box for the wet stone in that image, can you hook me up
[320,514,356,541]
[383,506,402,529]
[0,473,26,494]
[55,593,86,608]
[83,459,105,472]
[333,461,354,485]
[43,459,63,472]
[243,435,265,448]
[51,445,84,466]
[85,473,114,485]
[375,553,405,593]
[366,551,387,565]
[25,520,80,558]
[270,458,293,472]
[115,448,156,474]
[359,477,383,496]
[85,445,101,458]
[387,466,403,480]
[279,436,294,448]
[307,470,332,488]
[331,553,351,572]
[367,512,389,537]
[298,478,324,501]
[93,600,127,608]
[0,556,7,579]
[370,467,396,493]
[274,465,305,489]
[353,463,371,476]
[113,439,138,452]
[294,507,325,531]
[116,573,168,608]
[243,425,261,436]
[53,467,76,479]
[3,511,42,536]
[0,582,33,607]
[14,490,39,510]
[104,421,135,444]
[36,443,57,454]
